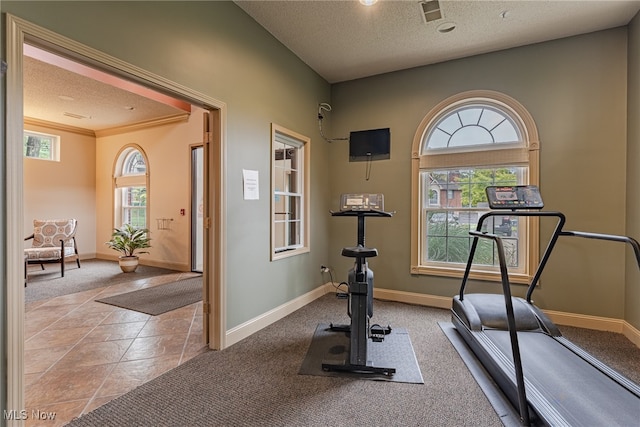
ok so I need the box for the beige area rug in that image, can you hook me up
[95,275,202,315]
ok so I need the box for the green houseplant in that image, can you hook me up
[105,224,151,272]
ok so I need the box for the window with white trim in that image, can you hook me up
[23,130,60,161]
[411,91,540,283]
[114,146,148,228]
[271,124,310,260]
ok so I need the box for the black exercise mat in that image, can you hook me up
[95,276,202,315]
[299,323,424,383]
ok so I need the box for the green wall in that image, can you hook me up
[2,3,639,422]
[0,1,332,329]
[329,28,630,319]
[1,2,638,329]
[627,14,640,329]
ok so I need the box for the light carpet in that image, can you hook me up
[67,294,504,427]
[66,294,640,427]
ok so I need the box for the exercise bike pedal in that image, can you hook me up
[370,324,392,342]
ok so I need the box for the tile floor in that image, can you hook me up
[23,270,208,427]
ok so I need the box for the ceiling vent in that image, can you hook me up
[420,0,443,23]
[63,112,89,120]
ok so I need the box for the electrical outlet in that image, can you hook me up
[320,265,330,273]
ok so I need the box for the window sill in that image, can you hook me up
[410,264,531,285]
[271,247,309,261]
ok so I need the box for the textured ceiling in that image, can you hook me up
[24,55,188,132]
[236,0,640,83]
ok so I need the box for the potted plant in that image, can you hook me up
[105,224,151,272]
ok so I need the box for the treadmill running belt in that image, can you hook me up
[484,330,640,425]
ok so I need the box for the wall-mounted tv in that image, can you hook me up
[349,128,391,162]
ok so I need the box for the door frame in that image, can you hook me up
[5,14,227,419]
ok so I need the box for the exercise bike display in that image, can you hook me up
[448,185,640,426]
[322,193,395,376]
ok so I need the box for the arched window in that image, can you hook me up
[114,146,149,228]
[411,91,540,283]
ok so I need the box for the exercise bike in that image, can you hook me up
[322,193,395,376]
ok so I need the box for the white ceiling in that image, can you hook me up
[236,0,640,83]
[23,0,640,132]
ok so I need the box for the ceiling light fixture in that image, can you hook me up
[437,22,456,33]
[359,0,378,6]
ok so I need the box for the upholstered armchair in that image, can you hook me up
[24,219,81,278]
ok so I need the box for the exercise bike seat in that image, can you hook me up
[342,245,378,258]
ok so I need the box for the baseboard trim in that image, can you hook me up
[622,322,640,348]
[542,309,625,332]
[223,285,640,350]
[373,288,640,348]
[95,254,189,272]
[225,283,332,348]
[374,288,451,309]
[140,258,189,272]
[543,309,640,347]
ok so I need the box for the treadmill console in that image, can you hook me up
[340,193,384,211]
[485,185,544,210]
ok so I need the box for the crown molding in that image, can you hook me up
[24,113,191,138]
[95,113,190,137]
[24,116,95,136]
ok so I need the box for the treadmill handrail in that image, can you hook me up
[468,230,531,426]
[527,229,640,303]
[558,230,640,268]
[459,211,566,303]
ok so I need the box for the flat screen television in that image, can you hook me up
[349,128,390,162]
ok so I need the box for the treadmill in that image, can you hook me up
[450,185,640,426]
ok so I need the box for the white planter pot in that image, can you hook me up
[118,255,139,273]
